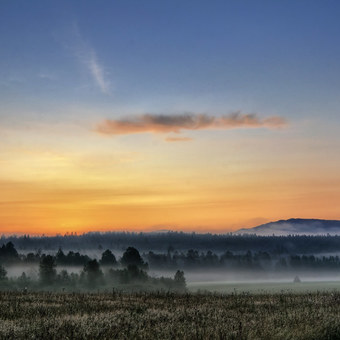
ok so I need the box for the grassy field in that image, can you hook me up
[0,291,340,339]
[188,280,340,294]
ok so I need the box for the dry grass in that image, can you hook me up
[0,291,339,339]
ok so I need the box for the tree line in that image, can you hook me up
[0,244,186,292]
[3,232,340,254]
[146,249,340,271]
[1,242,340,273]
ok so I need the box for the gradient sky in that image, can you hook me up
[1,0,340,235]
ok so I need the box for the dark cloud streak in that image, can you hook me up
[96,112,287,136]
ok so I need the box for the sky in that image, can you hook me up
[1,0,340,235]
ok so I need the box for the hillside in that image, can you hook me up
[236,218,340,236]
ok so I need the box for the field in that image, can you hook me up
[188,280,340,294]
[0,291,340,339]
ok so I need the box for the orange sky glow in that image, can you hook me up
[1,123,340,235]
[2,2,340,235]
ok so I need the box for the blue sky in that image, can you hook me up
[1,0,340,122]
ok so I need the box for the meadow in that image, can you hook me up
[188,280,340,294]
[0,291,339,339]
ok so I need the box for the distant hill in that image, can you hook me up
[3,224,340,254]
[235,218,340,236]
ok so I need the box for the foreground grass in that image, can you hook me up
[0,291,339,339]
[188,280,340,294]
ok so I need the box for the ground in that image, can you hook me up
[188,280,340,294]
[0,290,340,339]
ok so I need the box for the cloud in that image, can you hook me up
[86,49,109,94]
[72,23,110,94]
[165,136,193,142]
[96,112,287,136]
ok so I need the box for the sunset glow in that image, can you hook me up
[1,1,340,235]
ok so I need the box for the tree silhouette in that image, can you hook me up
[56,248,66,265]
[174,270,186,290]
[121,247,146,268]
[39,255,56,284]
[100,249,117,266]
[83,259,103,287]
[0,265,7,281]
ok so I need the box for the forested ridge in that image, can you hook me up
[3,232,340,254]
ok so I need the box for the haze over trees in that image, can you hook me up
[0,240,340,294]
[2,242,340,274]
[3,231,340,254]
[0,244,187,292]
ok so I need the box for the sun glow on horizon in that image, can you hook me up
[1,1,340,235]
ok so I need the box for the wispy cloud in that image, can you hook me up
[72,23,110,95]
[86,49,109,94]
[96,112,287,136]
